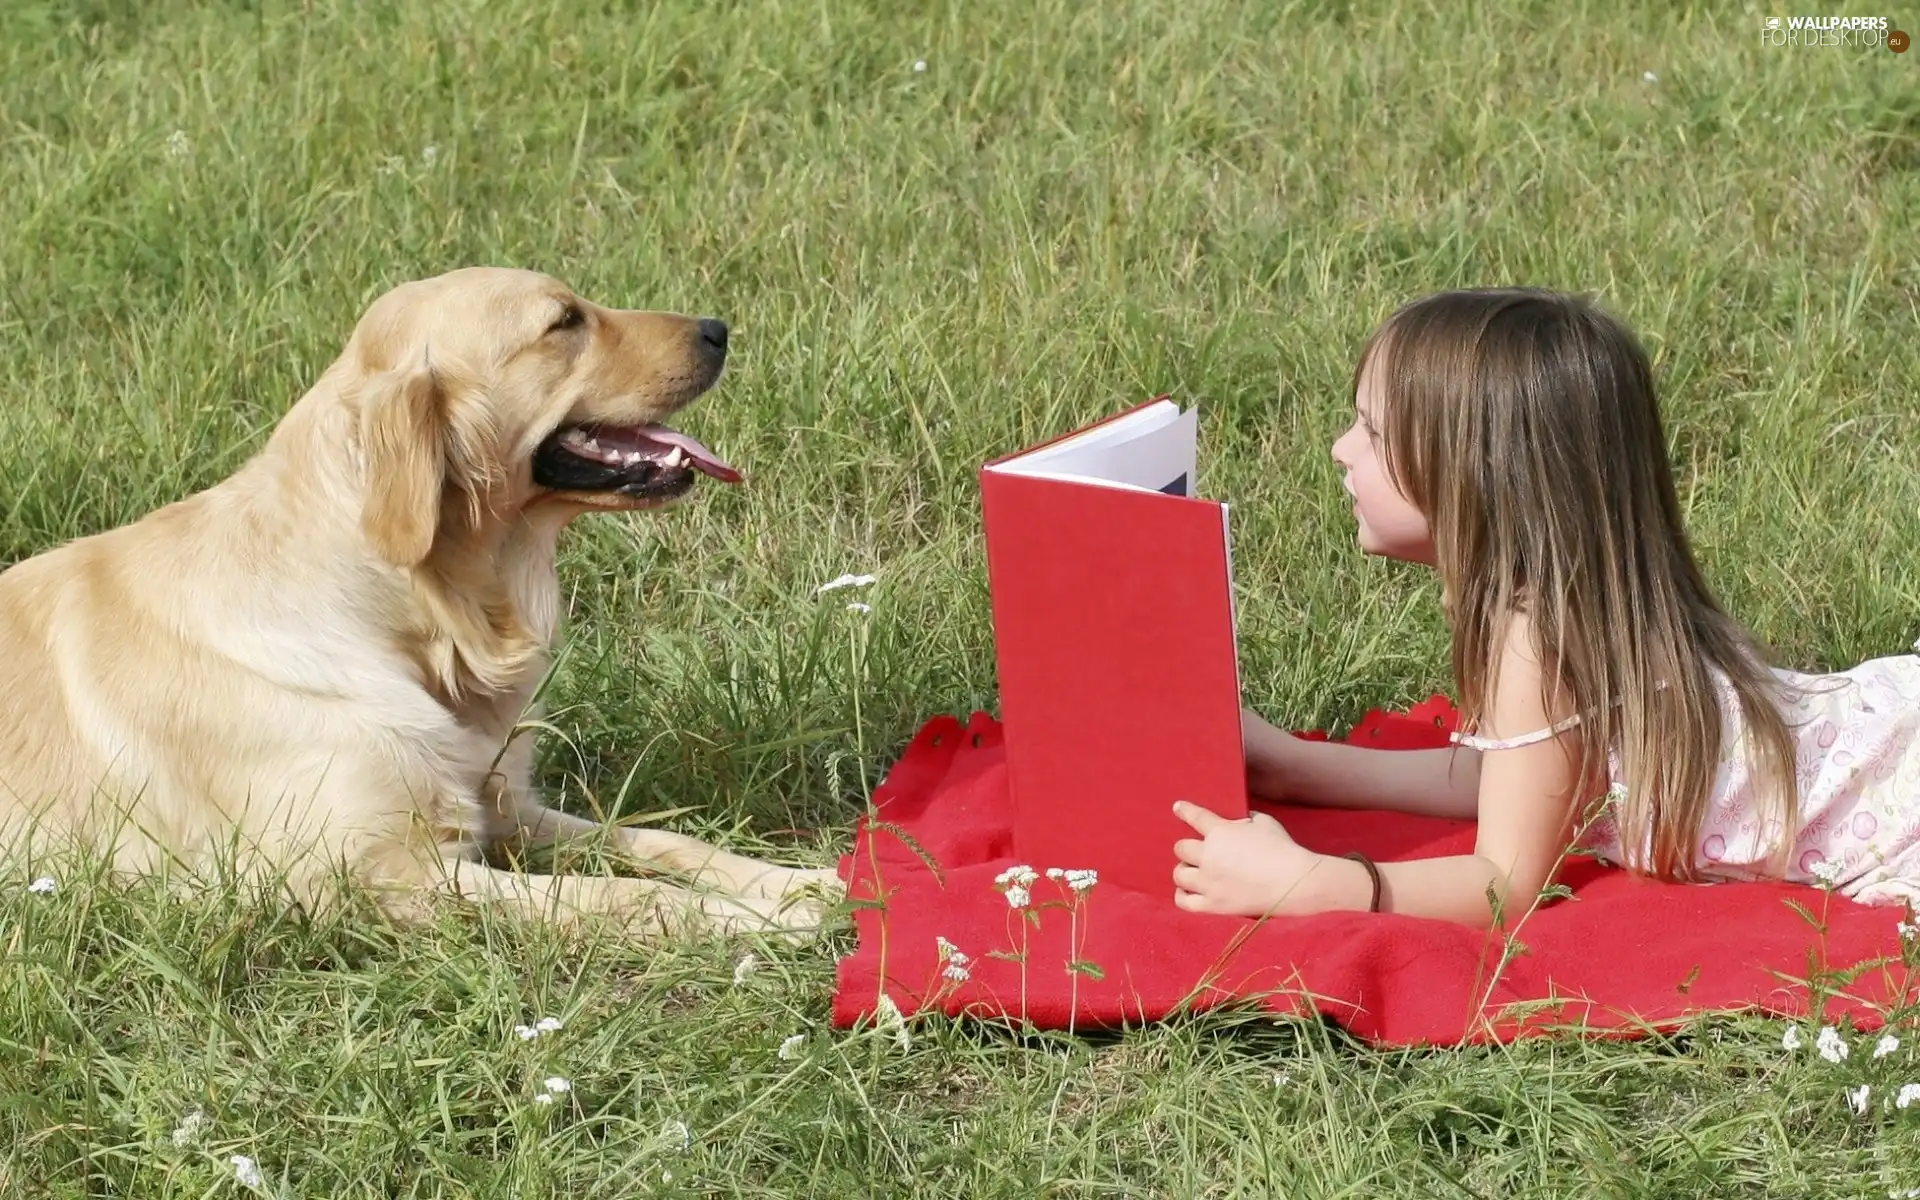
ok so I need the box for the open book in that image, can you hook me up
[980,395,1249,898]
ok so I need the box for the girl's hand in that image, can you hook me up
[1171,800,1327,917]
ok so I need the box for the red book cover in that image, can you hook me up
[980,397,1248,898]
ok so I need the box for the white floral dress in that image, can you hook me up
[1449,639,1920,906]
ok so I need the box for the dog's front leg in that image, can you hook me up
[503,803,841,908]
[433,854,818,942]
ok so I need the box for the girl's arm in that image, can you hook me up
[1357,611,1597,924]
[1247,716,1483,820]
[1189,613,1594,927]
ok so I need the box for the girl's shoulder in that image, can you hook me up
[1447,607,1601,751]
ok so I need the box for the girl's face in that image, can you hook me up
[1331,355,1436,565]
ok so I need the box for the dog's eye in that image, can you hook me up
[547,305,586,334]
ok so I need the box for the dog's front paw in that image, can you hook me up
[741,863,845,905]
[692,889,829,945]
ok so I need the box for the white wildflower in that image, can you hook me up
[778,1033,806,1060]
[532,1093,555,1106]
[170,1108,208,1148]
[1004,884,1030,909]
[27,876,55,895]
[1817,1025,1851,1063]
[513,1014,564,1041]
[1847,1083,1872,1115]
[732,953,758,985]
[165,130,191,160]
[994,865,1037,889]
[1897,1082,1920,1108]
[543,1076,571,1094]
[936,936,972,983]
[1782,1024,1803,1051]
[846,602,871,613]
[230,1155,264,1190]
[420,144,439,165]
[1642,70,1658,84]
[875,994,911,1051]
[1876,1034,1901,1059]
[1898,920,1918,941]
[1809,859,1843,887]
[817,573,876,593]
[1272,1071,1289,1086]
[1045,868,1065,880]
[1063,868,1098,893]
[913,59,927,72]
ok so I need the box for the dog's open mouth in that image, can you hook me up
[532,423,742,501]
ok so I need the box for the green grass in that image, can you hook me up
[3,0,1919,1193]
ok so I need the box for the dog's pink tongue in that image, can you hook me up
[635,425,743,484]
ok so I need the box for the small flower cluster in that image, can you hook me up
[171,1108,209,1148]
[26,875,55,896]
[1045,867,1099,893]
[1817,1024,1850,1062]
[1783,1021,1863,1063]
[230,1155,265,1191]
[531,1076,572,1106]
[936,936,971,983]
[1784,1023,1920,1117]
[513,1015,564,1041]
[818,572,876,612]
[1843,1081,1920,1116]
[875,994,911,1051]
[994,865,1037,909]
[994,864,1100,908]
[733,953,758,986]
[817,573,875,593]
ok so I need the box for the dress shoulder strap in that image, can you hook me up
[1448,711,1589,751]
[1446,679,1672,752]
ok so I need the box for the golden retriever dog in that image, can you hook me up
[0,266,837,938]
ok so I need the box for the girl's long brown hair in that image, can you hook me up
[1359,288,1803,880]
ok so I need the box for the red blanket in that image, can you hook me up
[831,697,1915,1046]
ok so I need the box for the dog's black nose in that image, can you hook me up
[697,318,729,354]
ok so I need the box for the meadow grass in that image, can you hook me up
[2,0,1919,1193]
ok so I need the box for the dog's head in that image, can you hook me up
[339,267,741,567]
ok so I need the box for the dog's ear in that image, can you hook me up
[358,359,445,567]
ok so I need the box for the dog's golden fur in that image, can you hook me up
[0,267,834,936]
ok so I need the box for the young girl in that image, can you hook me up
[1171,287,1920,928]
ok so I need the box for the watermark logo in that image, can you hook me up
[1760,15,1906,50]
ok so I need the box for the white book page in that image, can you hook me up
[1222,502,1241,650]
[989,402,1199,497]
[1002,399,1180,471]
